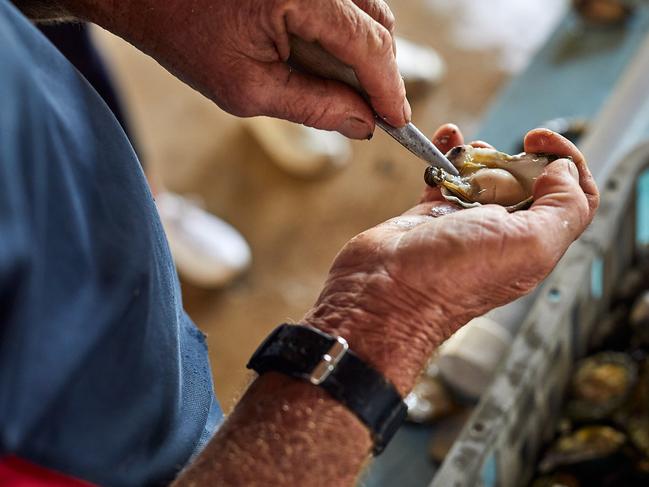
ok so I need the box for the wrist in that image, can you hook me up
[176,370,372,486]
[303,273,450,396]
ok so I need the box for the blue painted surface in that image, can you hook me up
[638,169,649,245]
[480,452,498,487]
[360,424,437,487]
[474,9,649,154]
[590,257,604,299]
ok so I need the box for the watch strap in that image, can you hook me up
[247,324,407,454]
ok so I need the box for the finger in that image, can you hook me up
[249,62,374,139]
[420,184,446,203]
[469,140,494,149]
[350,0,397,56]
[431,123,464,153]
[524,128,599,218]
[283,0,409,127]
[350,0,395,33]
[512,158,591,257]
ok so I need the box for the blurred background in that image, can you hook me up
[86,0,570,411]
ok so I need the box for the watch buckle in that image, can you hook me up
[309,336,349,385]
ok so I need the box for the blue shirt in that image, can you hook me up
[0,1,222,485]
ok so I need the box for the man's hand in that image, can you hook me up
[176,125,598,486]
[48,0,409,139]
[305,124,599,394]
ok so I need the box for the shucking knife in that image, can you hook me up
[288,36,459,176]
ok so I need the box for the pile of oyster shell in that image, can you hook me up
[529,253,649,486]
[424,145,558,211]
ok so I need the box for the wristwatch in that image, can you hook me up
[247,324,408,454]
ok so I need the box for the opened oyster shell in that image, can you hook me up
[424,145,557,211]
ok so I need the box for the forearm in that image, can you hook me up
[174,372,373,487]
[174,275,452,486]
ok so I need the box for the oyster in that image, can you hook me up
[627,416,649,458]
[538,426,628,474]
[566,352,637,422]
[424,145,556,211]
[617,359,649,457]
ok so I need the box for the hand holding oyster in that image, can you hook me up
[424,145,560,211]
[307,124,598,398]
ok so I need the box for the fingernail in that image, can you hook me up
[340,117,372,139]
[403,99,412,123]
[565,159,579,182]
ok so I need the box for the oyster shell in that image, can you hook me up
[538,426,628,474]
[566,352,637,422]
[617,359,649,457]
[424,145,556,211]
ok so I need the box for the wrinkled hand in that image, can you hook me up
[86,0,408,139]
[305,124,599,395]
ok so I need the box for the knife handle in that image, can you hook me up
[288,36,367,99]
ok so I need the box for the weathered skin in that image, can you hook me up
[17,0,410,140]
[307,126,598,395]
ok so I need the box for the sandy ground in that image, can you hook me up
[92,0,566,411]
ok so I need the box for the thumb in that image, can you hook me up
[250,62,375,139]
[514,158,591,248]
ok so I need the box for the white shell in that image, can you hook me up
[427,145,555,211]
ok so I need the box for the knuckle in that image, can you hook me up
[384,15,396,33]
[372,24,394,55]
[358,0,395,32]
[301,107,330,128]
[375,0,396,32]
[270,0,295,18]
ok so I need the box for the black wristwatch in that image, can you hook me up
[246,324,408,454]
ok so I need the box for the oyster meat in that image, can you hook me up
[424,145,557,211]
